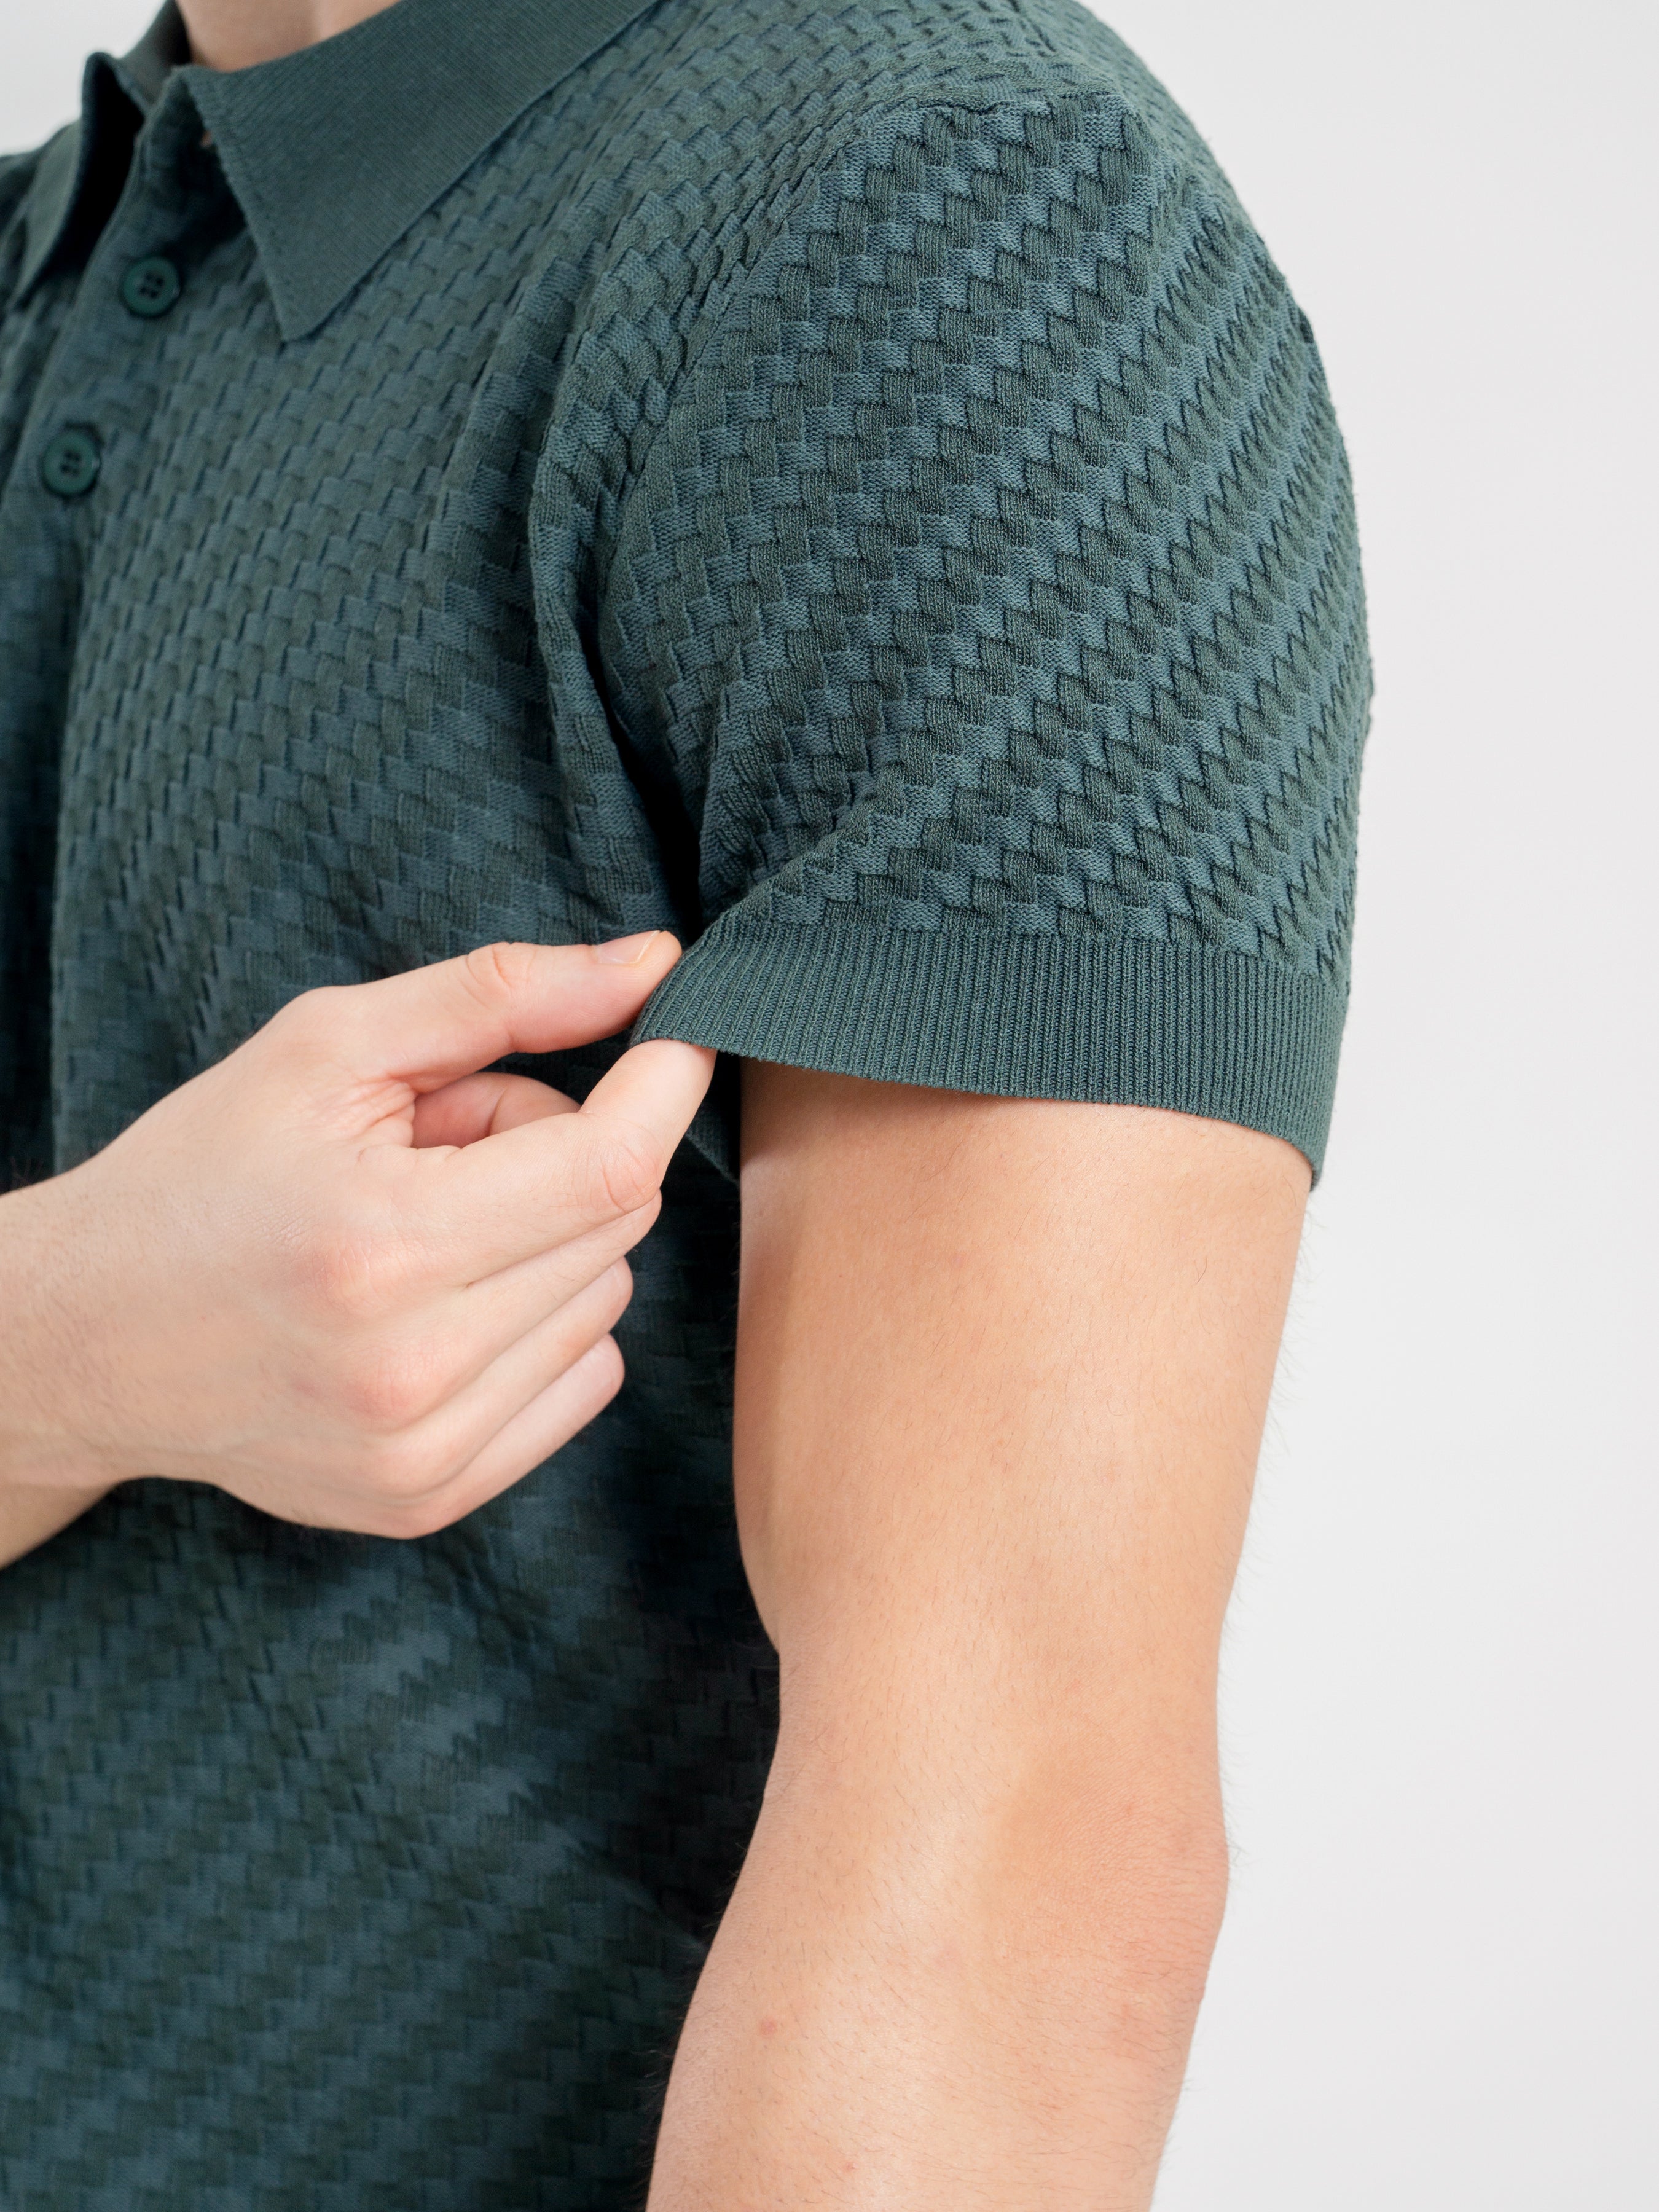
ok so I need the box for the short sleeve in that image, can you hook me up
[604,93,1370,1176]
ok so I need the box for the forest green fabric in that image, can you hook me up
[0,0,1369,2202]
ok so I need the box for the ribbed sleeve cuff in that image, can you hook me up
[633,919,1347,1180]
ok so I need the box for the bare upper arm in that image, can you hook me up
[734,1062,1309,1805]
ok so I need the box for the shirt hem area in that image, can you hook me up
[632,919,1345,1181]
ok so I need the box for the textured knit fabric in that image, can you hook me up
[0,0,1369,2203]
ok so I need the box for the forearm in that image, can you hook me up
[650,1711,1226,2209]
[0,1178,112,1567]
[0,1483,111,1570]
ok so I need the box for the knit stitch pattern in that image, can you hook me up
[0,1,1368,2203]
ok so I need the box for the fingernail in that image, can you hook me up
[594,929,663,966]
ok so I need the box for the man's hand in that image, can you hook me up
[0,935,712,1566]
[649,1068,1310,2211]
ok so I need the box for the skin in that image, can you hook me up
[646,1069,1308,2208]
[5,2,1317,2198]
[0,935,714,1562]
[0,955,1307,2204]
[176,0,403,72]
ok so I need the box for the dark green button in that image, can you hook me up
[120,254,182,318]
[41,427,102,498]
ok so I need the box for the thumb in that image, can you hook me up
[402,1036,716,1273]
[276,935,682,1092]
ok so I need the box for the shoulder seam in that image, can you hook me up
[603,80,1229,508]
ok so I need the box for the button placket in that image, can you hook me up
[20,80,214,523]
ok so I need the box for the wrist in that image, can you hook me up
[0,1172,106,1488]
[0,1175,119,1567]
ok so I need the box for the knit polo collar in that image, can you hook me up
[18,0,662,340]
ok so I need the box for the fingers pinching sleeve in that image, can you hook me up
[606,92,1371,1176]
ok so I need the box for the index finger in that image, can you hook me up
[279,935,684,1092]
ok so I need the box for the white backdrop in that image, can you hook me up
[6,4,1657,2206]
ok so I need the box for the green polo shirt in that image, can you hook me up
[0,0,1369,2200]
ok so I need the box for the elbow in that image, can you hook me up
[994,1781,1232,2063]
[1097,1811,1231,2058]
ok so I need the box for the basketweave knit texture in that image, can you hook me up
[608,101,1363,965]
[608,86,1367,1153]
[0,0,1369,2204]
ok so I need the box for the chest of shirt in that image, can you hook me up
[0,111,687,1165]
